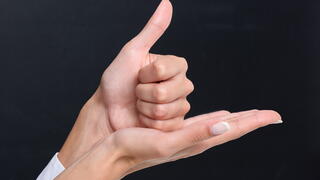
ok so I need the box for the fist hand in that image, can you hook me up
[100,0,190,132]
[136,55,194,131]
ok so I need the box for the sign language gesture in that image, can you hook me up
[59,0,193,167]
[57,1,282,176]
[100,0,191,132]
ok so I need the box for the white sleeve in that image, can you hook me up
[37,153,65,180]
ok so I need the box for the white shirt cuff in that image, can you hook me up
[37,153,65,180]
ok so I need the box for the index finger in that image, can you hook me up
[138,55,188,83]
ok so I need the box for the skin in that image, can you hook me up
[56,0,282,179]
[59,0,189,167]
[55,110,281,180]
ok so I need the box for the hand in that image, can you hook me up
[59,0,192,167]
[55,110,282,180]
[100,0,192,132]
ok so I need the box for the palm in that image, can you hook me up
[112,110,280,175]
[100,50,155,131]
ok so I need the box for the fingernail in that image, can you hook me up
[211,122,231,136]
[272,119,283,124]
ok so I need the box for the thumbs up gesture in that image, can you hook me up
[100,0,192,131]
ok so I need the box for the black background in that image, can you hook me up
[0,0,319,179]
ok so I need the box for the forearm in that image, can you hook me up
[58,88,111,167]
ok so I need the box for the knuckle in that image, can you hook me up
[175,56,188,71]
[180,57,188,70]
[152,60,166,79]
[152,104,167,119]
[169,55,188,71]
[122,42,134,52]
[122,41,140,56]
[183,101,191,114]
[190,126,209,144]
[189,80,195,92]
[186,79,195,94]
[233,118,245,138]
[150,21,166,33]
[254,112,265,127]
[153,85,167,102]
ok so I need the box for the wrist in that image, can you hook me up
[97,137,135,180]
[59,87,112,167]
[55,137,134,180]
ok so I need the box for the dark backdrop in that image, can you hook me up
[0,0,319,179]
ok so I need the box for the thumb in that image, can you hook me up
[129,0,173,51]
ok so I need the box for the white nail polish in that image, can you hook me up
[272,119,283,124]
[211,122,231,136]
